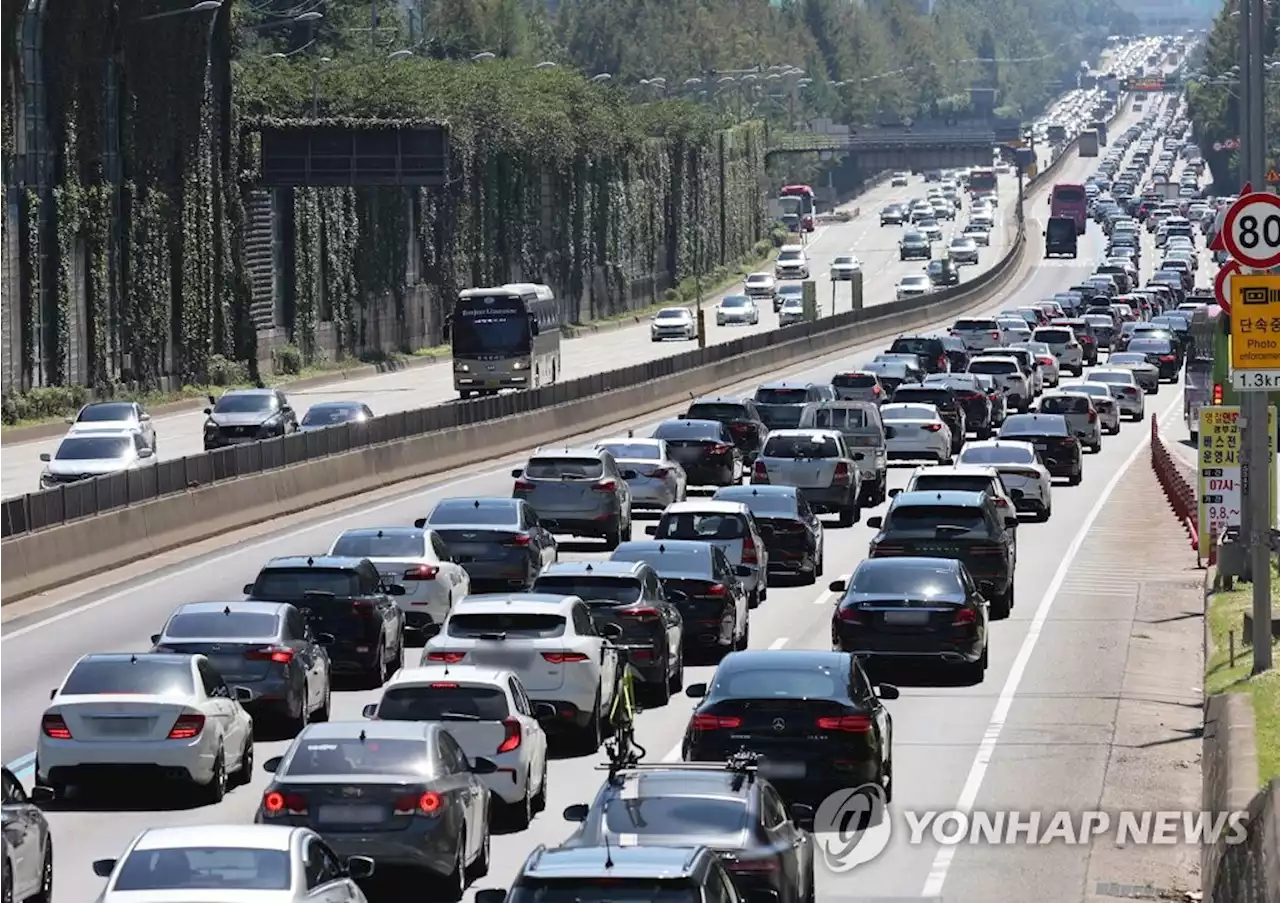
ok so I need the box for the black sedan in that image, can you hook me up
[561,762,815,903]
[997,414,1083,485]
[828,557,988,683]
[416,497,557,592]
[713,485,824,585]
[653,418,744,487]
[682,650,896,807]
[1126,336,1181,381]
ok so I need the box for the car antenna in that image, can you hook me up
[307,556,314,566]
[377,530,384,538]
[223,605,231,616]
[474,499,481,507]
[359,729,367,743]
[603,830,615,870]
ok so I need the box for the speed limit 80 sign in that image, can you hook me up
[1223,191,1280,269]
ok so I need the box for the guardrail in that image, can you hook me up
[0,110,1101,600]
[1150,417,1202,558]
[768,131,997,153]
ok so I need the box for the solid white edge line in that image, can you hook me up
[919,389,1184,897]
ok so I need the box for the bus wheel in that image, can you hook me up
[460,390,473,400]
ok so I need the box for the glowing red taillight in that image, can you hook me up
[593,480,618,492]
[246,645,296,664]
[41,714,72,740]
[953,608,978,626]
[263,791,308,815]
[752,461,769,483]
[514,478,535,491]
[403,565,439,580]
[394,791,444,816]
[542,652,590,664]
[833,461,851,486]
[691,714,742,730]
[497,717,522,754]
[427,651,466,663]
[741,533,759,565]
[168,714,205,740]
[816,714,873,732]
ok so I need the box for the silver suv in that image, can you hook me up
[513,447,634,549]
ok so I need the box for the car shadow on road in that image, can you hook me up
[861,660,985,688]
[36,781,228,813]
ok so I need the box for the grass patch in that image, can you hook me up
[1205,567,1280,786]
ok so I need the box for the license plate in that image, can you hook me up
[94,717,149,735]
[883,610,930,625]
[1033,442,1049,451]
[317,804,386,824]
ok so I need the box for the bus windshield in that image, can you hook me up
[452,299,530,356]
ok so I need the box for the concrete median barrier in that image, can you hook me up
[2,114,1106,602]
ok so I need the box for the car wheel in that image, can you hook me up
[603,522,623,551]
[467,825,491,881]
[837,500,859,528]
[735,616,751,651]
[532,757,549,813]
[1134,408,1146,421]
[286,687,310,735]
[505,773,534,830]
[233,737,255,787]
[576,693,603,754]
[1068,467,1083,486]
[201,749,227,805]
[962,655,985,684]
[991,585,1013,620]
[3,861,12,903]
[313,678,331,722]
[367,642,387,689]
[748,587,761,610]
[668,649,685,693]
[441,831,467,902]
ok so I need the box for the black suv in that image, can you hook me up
[923,375,994,438]
[651,418,744,487]
[998,413,1083,485]
[865,489,1017,618]
[245,555,407,686]
[890,384,967,453]
[487,846,747,903]
[684,396,770,465]
[531,559,685,705]
[888,335,951,374]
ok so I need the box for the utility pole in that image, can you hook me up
[1239,0,1254,562]
[1244,0,1274,672]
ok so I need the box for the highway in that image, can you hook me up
[0,145,1046,498]
[2,100,1200,902]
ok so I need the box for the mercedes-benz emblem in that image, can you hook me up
[772,718,786,732]
[343,787,362,797]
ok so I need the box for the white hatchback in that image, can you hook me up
[880,403,953,463]
[956,440,1054,521]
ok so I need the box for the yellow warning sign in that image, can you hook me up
[1230,274,1280,371]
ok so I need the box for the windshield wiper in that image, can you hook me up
[436,712,482,722]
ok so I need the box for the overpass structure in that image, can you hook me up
[767,128,999,170]
[1115,0,1215,30]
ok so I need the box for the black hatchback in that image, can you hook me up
[685,397,770,465]
[888,335,950,374]
[681,650,897,806]
[889,385,967,452]
[652,418,743,487]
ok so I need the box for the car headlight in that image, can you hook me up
[454,362,470,373]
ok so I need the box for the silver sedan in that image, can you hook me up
[594,437,687,513]
[1063,382,1122,434]
[1106,351,1160,393]
[1086,369,1146,420]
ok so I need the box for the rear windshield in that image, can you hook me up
[252,568,360,599]
[807,407,871,431]
[163,611,279,639]
[1035,329,1073,343]
[889,339,939,355]
[62,658,194,696]
[892,388,954,407]
[911,475,995,494]
[610,547,709,574]
[77,403,134,422]
[603,797,749,836]
[754,387,811,405]
[447,613,566,639]
[887,506,987,531]
[113,848,291,892]
[1002,416,1068,436]
[524,458,604,480]
[953,319,998,331]
[530,575,642,605]
[596,443,661,461]
[301,405,363,426]
[686,403,750,422]
[653,421,722,441]
[331,533,425,558]
[376,685,510,721]
[1090,371,1132,385]
[848,562,964,595]
[283,738,430,776]
[656,512,747,540]
[762,435,841,458]
[968,359,1018,375]
[1039,396,1091,414]
[882,404,937,420]
[713,490,797,516]
[508,880,700,903]
[958,446,1034,465]
[1128,340,1172,353]
[428,501,518,526]
[712,668,841,699]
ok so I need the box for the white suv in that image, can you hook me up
[421,593,618,752]
[774,244,810,280]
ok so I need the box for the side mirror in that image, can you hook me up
[138,447,154,459]
[92,859,117,878]
[49,688,57,700]
[511,469,524,478]
[1008,488,1025,500]
[140,412,151,421]
[533,701,559,720]
[645,525,658,536]
[475,891,508,903]
[883,426,896,439]
[734,565,753,578]
[386,584,407,596]
[149,633,161,645]
[345,856,376,881]
[413,517,427,529]
[877,683,901,700]
[207,394,218,406]
[315,632,336,646]
[887,488,902,498]
[676,413,687,419]
[39,453,51,462]
[243,583,255,595]
[790,802,815,823]
[263,756,283,774]
[563,803,590,822]
[685,683,708,699]
[233,686,255,704]
[362,703,378,718]
[202,407,212,415]
[866,516,883,530]
[471,756,498,775]
[828,579,847,593]
[29,785,55,803]
[1004,516,1019,528]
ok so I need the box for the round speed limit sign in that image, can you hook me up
[1223,191,1280,268]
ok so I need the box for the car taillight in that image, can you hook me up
[621,606,661,619]
[593,480,617,492]
[971,545,1004,556]
[403,565,439,580]
[514,478,535,491]
[872,385,881,395]
[937,355,947,369]
[246,645,296,664]
[953,608,978,626]
[542,652,590,664]
[816,714,873,733]
[923,423,942,432]
[352,600,378,619]
[394,791,444,816]
[691,714,742,730]
[837,607,864,623]
[263,791,308,815]
[645,468,670,479]
[704,583,728,597]
[1160,354,1176,362]
[1213,383,1223,405]
[741,534,759,565]
[709,444,732,455]
[1123,386,1138,395]
[991,331,1000,339]
[168,714,206,740]
[41,714,71,739]
[1038,356,1055,366]
[752,461,769,483]
[427,651,466,663]
[871,542,906,555]
[497,717,522,753]
[1087,410,1097,423]
[833,462,851,485]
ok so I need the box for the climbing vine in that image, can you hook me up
[293,187,321,362]
[84,185,112,390]
[21,188,40,383]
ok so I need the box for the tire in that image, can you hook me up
[576,693,603,754]
[313,678,331,722]
[603,522,623,551]
[233,737,255,788]
[286,688,309,736]
[467,825,490,881]
[748,587,761,610]
[837,501,858,528]
[506,774,534,830]
[991,584,1013,620]
[962,656,985,684]
[201,750,227,805]
[1134,408,1146,421]
[1068,467,1083,486]
[440,832,467,902]
[367,643,388,689]
[668,650,685,694]
[735,616,751,651]
[1034,503,1051,523]
[532,757,548,813]
[3,862,12,903]
[31,842,52,903]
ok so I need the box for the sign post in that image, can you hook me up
[1198,405,1277,544]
